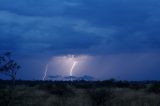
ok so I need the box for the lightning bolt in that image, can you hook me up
[43,64,49,81]
[70,61,78,80]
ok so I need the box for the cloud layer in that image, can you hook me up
[0,0,160,80]
[0,0,160,56]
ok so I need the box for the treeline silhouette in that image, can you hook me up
[0,79,160,92]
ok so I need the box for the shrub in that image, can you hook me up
[38,84,75,97]
[87,88,114,106]
[129,84,146,90]
[147,83,160,93]
[0,88,13,106]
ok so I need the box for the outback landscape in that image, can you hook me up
[1,0,160,106]
[0,80,160,106]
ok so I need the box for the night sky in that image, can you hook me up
[0,0,160,80]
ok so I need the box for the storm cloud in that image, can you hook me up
[0,0,160,55]
[0,0,160,80]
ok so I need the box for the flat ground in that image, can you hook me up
[0,81,160,106]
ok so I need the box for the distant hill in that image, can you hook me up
[48,75,94,81]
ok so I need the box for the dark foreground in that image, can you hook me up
[0,80,160,106]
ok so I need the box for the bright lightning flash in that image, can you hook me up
[43,64,49,81]
[42,55,89,81]
[70,61,78,77]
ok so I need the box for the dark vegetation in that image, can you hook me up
[0,52,21,106]
[0,52,20,86]
[0,79,160,106]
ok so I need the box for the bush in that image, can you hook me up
[147,83,160,93]
[87,88,114,106]
[0,88,13,106]
[38,84,75,97]
[129,84,146,90]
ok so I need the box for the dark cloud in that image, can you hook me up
[0,0,160,56]
[0,0,160,80]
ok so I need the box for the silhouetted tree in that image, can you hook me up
[0,52,21,87]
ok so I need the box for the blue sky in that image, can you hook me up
[0,0,160,80]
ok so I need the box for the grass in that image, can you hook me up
[0,81,160,106]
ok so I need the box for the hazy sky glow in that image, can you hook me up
[44,55,91,80]
[0,0,160,80]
